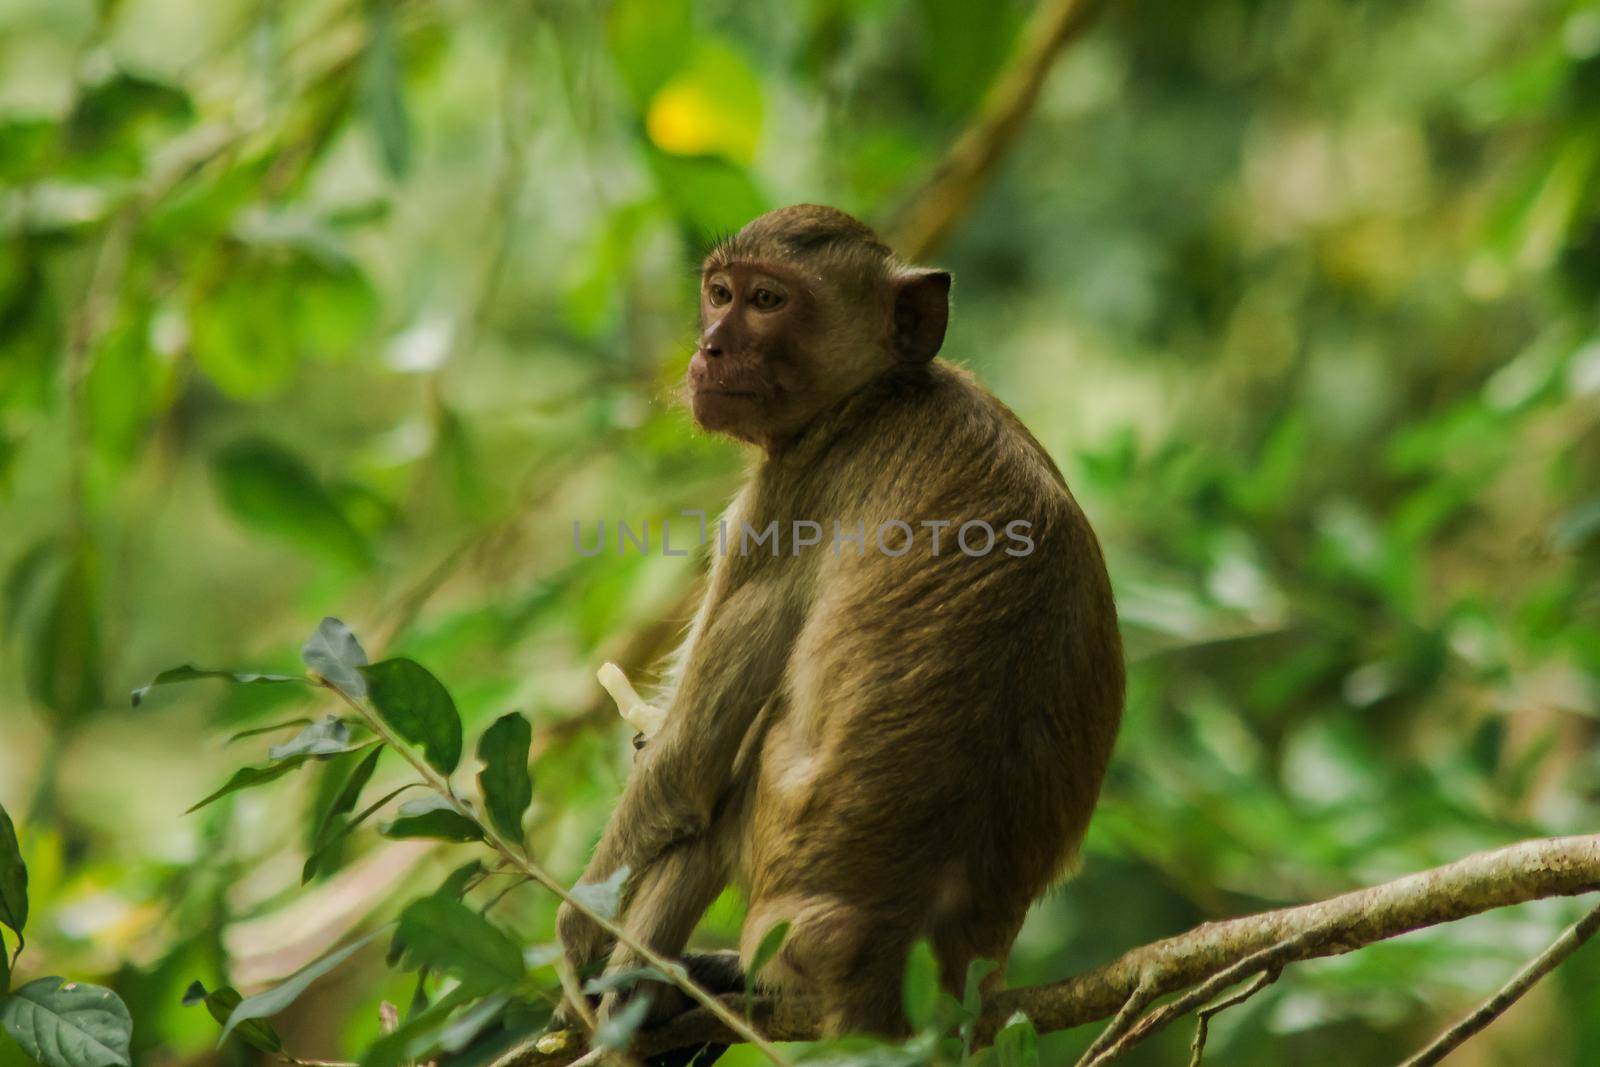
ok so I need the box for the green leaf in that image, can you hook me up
[902,939,939,1033]
[568,865,628,921]
[225,717,313,744]
[219,929,386,1044]
[583,965,682,996]
[386,861,484,967]
[0,802,25,948]
[963,958,998,1019]
[186,742,375,813]
[309,744,382,845]
[380,796,482,842]
[0,977,131,1067]
[267,717,354,760]
[2,541,55,637]
[301,617,369,698]
[361,658,462,774]
[646,149,767,244]
[394,895,524,991]
[746,920,789,1008]
[212,440,371,569]
[180,982,282,1054]
[130,666,306,708]
[304,782,419,884]
[594,993,652,1051]
[476,712,532,841]
[993,1011,1039,1067]
[360,1,411,178]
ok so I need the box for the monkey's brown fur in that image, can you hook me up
[558,204,1124,1038]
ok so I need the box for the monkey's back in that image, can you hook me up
[742,360,1124,981]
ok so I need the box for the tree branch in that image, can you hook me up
[882,0,1107,261]
[490,834,1600,1066]
[1397,899,1600,1067]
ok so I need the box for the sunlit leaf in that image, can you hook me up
[301,617,369,698]
[130,666,307,708]
[219,929,386,1044]
[380,796,481,842]
[394,895,524,991]
[644,42,762,164]
[212,440,372,569]
[0,978,131,1067]
[361,658,462,775]
[476,712,532,842]
[180,982,282,1054]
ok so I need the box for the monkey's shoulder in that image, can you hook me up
[859,360,1075,515]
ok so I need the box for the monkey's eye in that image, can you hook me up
[707,283,732,307]
[751,287,784,311]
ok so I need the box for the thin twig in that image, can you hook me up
[1082,925,1330,1067]
[320,682,791,1066]
[1187,968,1279,1067]
[1070,975,1157,1067]
[1397,901,1600,1067]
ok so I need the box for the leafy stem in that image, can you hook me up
[317,679,792,1067]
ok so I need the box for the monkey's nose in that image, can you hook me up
[702,341,723,358]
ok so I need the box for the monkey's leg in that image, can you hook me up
[751,898,917,1038]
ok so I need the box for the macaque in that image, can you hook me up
[557,204,1124,1039]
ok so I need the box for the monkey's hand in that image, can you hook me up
[556,896,613,976]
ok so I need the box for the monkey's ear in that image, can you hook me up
[892,270,951,363]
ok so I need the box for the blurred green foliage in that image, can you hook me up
[1,0,1599,1063]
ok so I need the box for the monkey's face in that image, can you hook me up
[690,261,824,446]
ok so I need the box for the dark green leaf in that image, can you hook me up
[902,939,939,1032]
[303,778,415,885]
[130,666,306,708]
[360,1,411,178]
[186,742,375,813]
[993,1011,1039,1067]
[180,982,282,1054]
[267,717,353,760]
[301,617,369,698]
[219,929,386,1044]
[226,717,313,744]
[212,441,371,568]
[394,895,524,991]
[476,712,532,841]
[380,796,481,842]
[361,658,462,774]
[0,977,131,1067]
[387,860,484,967]
[594,992,652,1051]
[0,802,24,947]
[568,865,628,921]
[309,744,382,844]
